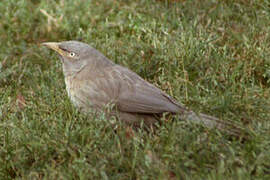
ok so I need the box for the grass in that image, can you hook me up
[0,0,269,179]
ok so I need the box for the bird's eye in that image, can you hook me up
[69,52,76,57]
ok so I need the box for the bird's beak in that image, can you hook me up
[42,42,65,56]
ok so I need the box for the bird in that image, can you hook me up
[42,41,242,135]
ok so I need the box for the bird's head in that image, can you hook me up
[42,41,113,77]
[42,41,92,60]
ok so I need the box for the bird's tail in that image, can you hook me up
[180,111,246,137]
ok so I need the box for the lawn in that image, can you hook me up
[0,0,269,179]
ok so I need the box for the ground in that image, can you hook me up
[0,0,269,179]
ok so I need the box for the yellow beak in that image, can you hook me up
[42,42,65,56]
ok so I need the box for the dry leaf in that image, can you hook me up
[16,93,26,110]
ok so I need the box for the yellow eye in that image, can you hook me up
[69,52,76,57]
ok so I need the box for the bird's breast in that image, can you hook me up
[64,76,108,110]
[64,76,83,107]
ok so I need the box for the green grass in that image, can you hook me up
[0,0,270,179]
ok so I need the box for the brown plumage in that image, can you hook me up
[42,41,243,135]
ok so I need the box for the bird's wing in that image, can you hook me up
[110,66,187,114]
[74,64,247,138]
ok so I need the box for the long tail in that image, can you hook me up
[180,111,246,137]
